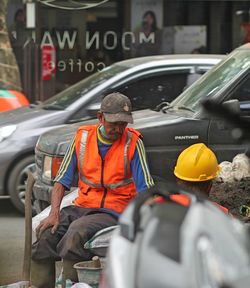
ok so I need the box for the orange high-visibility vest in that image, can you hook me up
[74,125,141,213]
[170,194,228,214]
[156,194,228,214]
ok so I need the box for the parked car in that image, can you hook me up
[0,54,223,213]
[33,44,250,213]
[0,89,29,112]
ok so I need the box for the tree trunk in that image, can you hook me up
[0,0,22,91]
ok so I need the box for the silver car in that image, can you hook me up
[0,54,223,213]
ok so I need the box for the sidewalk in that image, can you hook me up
[0,200,24,285]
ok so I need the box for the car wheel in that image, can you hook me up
[34,199,50,214]
[8,155,36,214]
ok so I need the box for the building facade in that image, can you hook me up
[7,0,250,101]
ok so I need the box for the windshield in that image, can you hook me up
[42,64,128,110]
[170,50,250,113]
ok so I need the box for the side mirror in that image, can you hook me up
[222,99,240,115]
[201,99,240,119]
[86,103,101,117]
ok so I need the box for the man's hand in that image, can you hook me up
[36,211,60,239]
[35,182,65,239]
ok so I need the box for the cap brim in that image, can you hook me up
[104,112,133,124]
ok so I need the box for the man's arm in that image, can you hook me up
[54,135,77,189]
[131,137,154,192]
[36,182,65,238]
[36,136,77,238]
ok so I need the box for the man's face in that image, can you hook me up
[98,112,128,141]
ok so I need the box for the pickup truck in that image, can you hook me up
[33,44,250,213]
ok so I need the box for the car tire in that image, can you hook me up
[8,155,35,214]
[34,199,50,214]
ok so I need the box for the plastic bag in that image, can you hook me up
[217,161,233,182]
[32,189,78,232]
[216,153,250,182]
[84,225,118,256]
[71,283,93,288]
[232,153,250,181]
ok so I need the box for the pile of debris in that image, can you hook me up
[210,153,250,221]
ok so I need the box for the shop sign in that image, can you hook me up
[41,45,56,81]
[37,0,109,10]
[161,26,206,54]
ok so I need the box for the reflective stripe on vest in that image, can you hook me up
[79,130,88,168]
[124,131,132,179]
[79,129,133,189]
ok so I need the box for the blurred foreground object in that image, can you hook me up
[103,184,250,288]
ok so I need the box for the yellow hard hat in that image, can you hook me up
[174,143,220,182]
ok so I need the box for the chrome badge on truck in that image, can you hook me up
[175,135,199,140]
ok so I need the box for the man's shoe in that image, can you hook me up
[62,259,79,283]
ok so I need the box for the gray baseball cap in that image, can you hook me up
[101,92,133,124]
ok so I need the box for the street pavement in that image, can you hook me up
[0,198,25,285]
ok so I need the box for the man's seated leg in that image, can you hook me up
[62,259,79,283]
[30,258,55,288]
[31,206,77,288]
[57,211,118,281]
[31,228,61,288]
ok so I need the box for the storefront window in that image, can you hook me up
[5,0,250,103]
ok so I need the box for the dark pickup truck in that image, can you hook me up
[33,44,250,213]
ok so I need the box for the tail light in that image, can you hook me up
[43,156,63,181]
[52,157,63,179]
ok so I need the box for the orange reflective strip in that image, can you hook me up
[213,202,228,214]
[170,194,191,206]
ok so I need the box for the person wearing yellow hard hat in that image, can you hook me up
[174,143,220,195]
[172,143,228,214]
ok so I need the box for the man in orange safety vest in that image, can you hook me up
[31,92,154,287]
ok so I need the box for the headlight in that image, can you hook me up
[0,125,17,142]
[42,155,63,181]
[43,156,52,180]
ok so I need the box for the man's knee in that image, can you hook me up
[57,221,92,260]
[57,213,117,260]
[34,228,58,247]
[32,228,61,260]
[61,221,89,249]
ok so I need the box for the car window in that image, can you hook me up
[42,64,128,110]
[171,50,250,113]
[230,73,250,103]
[115,69,206,110]
[68,97,104,122]
[69,66,209,118]
[117,73,187,110]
